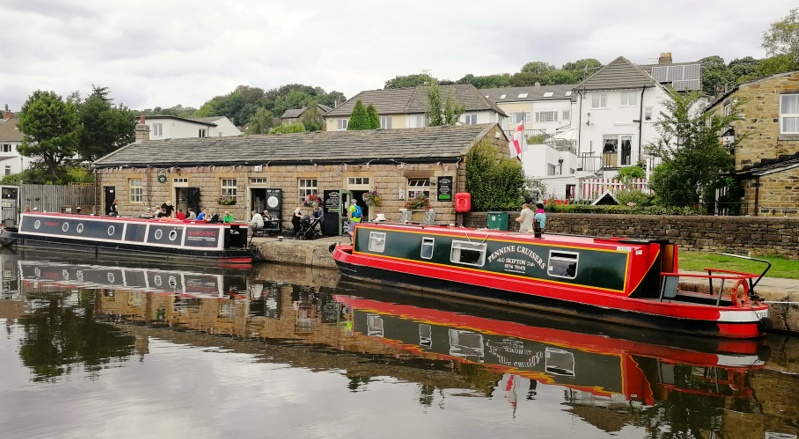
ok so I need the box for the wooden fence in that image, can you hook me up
[580,178,651,200]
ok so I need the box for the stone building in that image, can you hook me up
[92,123,508,231]
[706,70,799,216]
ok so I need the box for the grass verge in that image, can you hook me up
[677,251,799,279]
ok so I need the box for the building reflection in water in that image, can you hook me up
[3,251,798,438]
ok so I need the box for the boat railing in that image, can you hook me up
[660,271,759,306]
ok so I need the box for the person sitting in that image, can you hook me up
[248,210,264,236]
[205,209,220,223]
[155,207,167,218]
[223,211,234,223]
[187,208,197,220]
[196,208,207,221]
[175,209,187,220]
[140,207,154,219]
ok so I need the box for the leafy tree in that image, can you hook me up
[614,166,645,180]
[347,100,371,130]
[545,70,578,84]
[699,55,734,96]
[508,71,546,87]
[521,61,556,75]
[466,140,527,210]
[299,102,325,132]
[138,104,197,117]
[426,83,465,127]
[762,8,799,62]
[728,56,760,81]
[75,85,136,161]
[245,108,276,134]
[456,73,511,88]
[752,54,799,77]
[17,90,81,179]
[647,89,740,208]
[272,90,313,120]
[561,58,603,81]
[366,104,380,129]
[269,122,306,134]
[384,74,435,89]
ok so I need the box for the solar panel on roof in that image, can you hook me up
[673,79,701,91]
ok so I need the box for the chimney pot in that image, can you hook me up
[658,52,673,64]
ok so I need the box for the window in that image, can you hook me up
[518,93,528,98]
[152,123,163,136]
[250,178,267,184]
[547,251,578,279]
[562,110,570,121]
[547,164,556,176]
[199,129,207,137]
[463,114,477,125]
[380,116,392,129]
[564,91,573,97]
[368,231,386,252]
[129,179,144,203]
[420,237,435,259]
[542,91,554,98]
[499,94,507,99]
[347,177,370,185]
[644,107,653,121]
[591,94,607,109]
[1,144,11,153]
[407,178,430,199]
[414,115,427,128]
[620,91,638,106]
[4,166,10,176]
[337,119,349,130]
[780,94,799,134]
[221,179,237,197]
[450,240,487,267]
[509,112,525,124]
[620,136,632,166]
[535,111,557,122]
[298,178,318,202]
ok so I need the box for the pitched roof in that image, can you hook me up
[576,56,659,91]
[324,84,506,117]
[0,118,23,142]
[143,115,216,126]
[280,104,333,119]
[482,84,577,103]
[93,123,499,168]
[738,152,799,177]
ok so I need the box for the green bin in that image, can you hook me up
[486,211,509,230]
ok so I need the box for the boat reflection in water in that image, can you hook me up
[333,280,768,409]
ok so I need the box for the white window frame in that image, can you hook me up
[420,237,435,260]
[298,178,318,203]
[337,119,349,130]
[562,110,570,120]
[644,107,653,121]
[250,177,267,184]
[4,165,11,176]
[221,179,237,197]
[129,179,144,203]
[407,178,430,200]
[450,240,487,267]
[620,91,638,107]
[542,91,554,98]
[152,123,163,137]
[347,177,371,187]
[591,94,607,109]
[380,116,392,129]
[535,111,557,122]
[1,144,11,153]
[547,250,579,279]
[199,129,207,137]
[368,231,387,252]
[463,114,477,125]
[780,94,799,135]
[414,115,427,128]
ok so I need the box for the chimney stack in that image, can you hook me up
[3,104,12,120]
[658,52,673,64]
[135,115,150,142]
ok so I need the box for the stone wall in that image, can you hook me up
[464,212,799,259]
[743,165,799,217]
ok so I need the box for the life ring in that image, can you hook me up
[730,279,750,307]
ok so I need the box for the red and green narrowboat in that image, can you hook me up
[330,222,772,339]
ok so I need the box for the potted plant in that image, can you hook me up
[303,193,323,207]
[218,195,237,205]
[363,190,382,207]
[404,193,430,210]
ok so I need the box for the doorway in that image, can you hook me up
[175,187,200,217]
[103,186,116,215]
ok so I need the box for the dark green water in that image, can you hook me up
[1,250,797,439]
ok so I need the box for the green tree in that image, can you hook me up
[561,58,603,81]
[366,104,380,129]
[384,74,435,89]
[245,108,276,134]
[299,102,325,132]
[456,73,511,88]
[348,100,371,130]
[426,83,465,127]
[466,140,527,210]
[647,89,740,208]
[75,85,136,161]
[762,8,799,62]
[17,90,81,179]
[521,61,556,75]
[269,123,306,134]
[699,55,734,96]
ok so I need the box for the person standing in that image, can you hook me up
[161,201,174,218]
[515,202,534,233]
[108,199,119,217]
[534,202,547,237]
[311,203,324,234]
[292,204,304,237]
[347,200,362,240]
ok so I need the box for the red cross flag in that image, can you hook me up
[508,122,525,159]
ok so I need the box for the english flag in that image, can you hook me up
[508,122,525,159]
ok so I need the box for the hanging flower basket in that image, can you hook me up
[218,196,237,205]
[303,193,323,207]
[404,193,430,210]
[363,190,381,207]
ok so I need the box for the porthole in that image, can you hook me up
[62,222,70,232]
[154,275,162,287]
[107,272,115,283]
[168,276,177,287]
[76,223,84,233]
[62,269,70,280]
[76,270,84,282]
[34,220,41,229]
[107,226,115,236]
[168,230,178,241]
[154,229,163,240]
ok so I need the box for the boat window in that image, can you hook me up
[450,240,487,267]
[367,314,384,337]
[547,251,578,279]
[368,231,386,252]
[545,347,575,377]
[420,237,435,259]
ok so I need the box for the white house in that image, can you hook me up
[323,84,507,131]
[0,108,33,176]
[142,115,241,140]
[482,84,576,138]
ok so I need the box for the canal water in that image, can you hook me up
[0,249,797,439]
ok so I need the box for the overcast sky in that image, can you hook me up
[1,0,796,113]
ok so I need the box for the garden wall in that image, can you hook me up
[464,212,799,259]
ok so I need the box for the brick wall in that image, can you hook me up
[465,212,799,259]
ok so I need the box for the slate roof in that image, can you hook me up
[0,118,23,142]
[281,104,333,119]
[324,84,507,117]
[93,123,499,169]
[575,56,659,91]
[738,152,799,177]
[481,84,577,103]
[144,115,216,126]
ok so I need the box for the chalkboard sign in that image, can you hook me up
[437,176,453,201]
[324,190,341,213]
[264,188,282,221]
